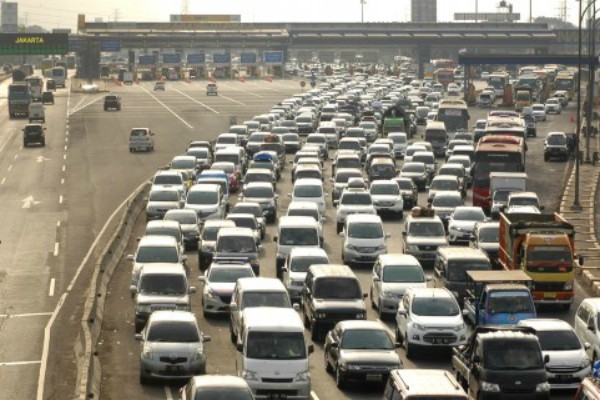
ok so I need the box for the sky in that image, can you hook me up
[15,0,584,31]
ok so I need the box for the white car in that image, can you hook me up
[544,98,562,115]
[395,287,468,359]
[447,206,487,245]
[335,187,377,233]
[289,178,326,215]
[531,103,547,121]
[282,247,329,301]
[341,214,389,266]
[518,318,591,390]
[369,180,404,218]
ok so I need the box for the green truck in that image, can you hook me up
[382,117,405,136]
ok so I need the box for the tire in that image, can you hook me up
[398,211,404,220]
[336,222,343,234]
[23,141,28,147]
[310,326,319,342]
[303,312,310,329]
[324,352,333,373]
[40,140,45,147]
[370,289,376,309]
[405,336,415,359]
[230,325,237,344]
[139,373,149,385]
[395,327,403,345]
[335,365,345,389]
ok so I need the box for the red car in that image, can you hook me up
[210,162,242,192]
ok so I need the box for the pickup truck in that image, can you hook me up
[452,326,551,400]
[462,270,536,326]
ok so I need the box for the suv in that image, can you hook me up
[282,247,329,302]
[544,131,569,161]
[185,184,226,222]
[104,94,121,111]
[23,124,45,147]
[214,227,260,275]
[198,220,236,270]
[402,207,448,267]
[383,369,467,400]
[238,182,277,224]
[128,235,188,287]
[129,127,155,152]
[395,287,468,358]
[145,187,184,220]
[274,216,321,280]
[335,187,377,233]
[341,214,389,266]
[302,264,367,340]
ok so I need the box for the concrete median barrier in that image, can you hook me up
[74,181,149,400]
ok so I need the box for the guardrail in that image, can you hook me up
[74,181,149,400]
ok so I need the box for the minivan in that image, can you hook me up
[185,184,225,221]
[574,298,600,362]
[274,216,321,280]
[215,227,260,275]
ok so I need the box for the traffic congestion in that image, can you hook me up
[95,60,600,400]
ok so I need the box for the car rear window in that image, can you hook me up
[147,321,199,342]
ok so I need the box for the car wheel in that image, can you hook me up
[370,289,376,309]
[139,373,149,385]
[310,326,319,342]
[335,365,345,389]
[324,352,333,373]
[303,312,310,329]
[41,140,45,146]
[405,336,415,359]
[395,327,403,345]
[230,325,237,344]
[336,222,343,234]
[398,211,404,220]
[23,141,27,147]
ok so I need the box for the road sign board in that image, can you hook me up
[162,53,181,64]
[240,53,257,64]
[213,53,231,64]
[187,53,206,65]
[263,51,284,64]
[100,39,121,52]
[138,54,157,65]
[0,33,68,55]
[68,37,80,51]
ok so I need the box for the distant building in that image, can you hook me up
[1,2,18,33]
[170,14,241,23]
[412,0,437,22]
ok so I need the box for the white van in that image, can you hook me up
[274,216,321,280]
[237,307,313,399]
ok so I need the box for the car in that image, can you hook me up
[395,287,468,358]
[273,216,322,279]
[41,91,54,105]
[335,187,377,233]
[22,124,46,147]
[446,155,473,187]
[402,207,448,267]
[238,182,278,224]
[198,220,236,270]
[230,202,266,239]
[145,187,184,220]
[127,235,188,287]
[154,81,165,91]
[214,133,241,152]
[137,311,210,383]
[151,170,187,196]
[324,320,402,389]
[400,162,429,191]
[163,209,200,251]
[370,254,428,317]
[427,175,462,203]
[387,132,408,159]
[179,375,254,400]
[290,178,327,215]
[206,82,217,96]
[341,214,389,266]
[281,132,301,154]
[472,119,487,141]
[369,180,404,218]
[184,184,226,222]
[129,127,155,152]
[103,94,121,111]
[199,260,255,317]
[531,103,547,121]
[447,206,487,245]
[282,247,329,301]
[544,131,569,161]
[293,164,323,182]
[144,220,185,255]
[210,161,242,192]
[393,177,418,209]
[170,155,199,182]
[544,97,562,114]
[430,191,465,228]
[358,121,379,142]
[226,213,262,245]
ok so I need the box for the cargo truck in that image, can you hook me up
[489,172,527,218]
[499,212,582,310]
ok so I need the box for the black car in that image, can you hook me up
[41,91,54,105]
[104,94,121,111]
[393,177,418,209]
[23,124,45,147]
[523,114,536,137]
[302,264,367,341]
[324,320,402,389]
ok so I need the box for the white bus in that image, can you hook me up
[24,75,44,100]
[487,72,510,98]
[50,66,66,88]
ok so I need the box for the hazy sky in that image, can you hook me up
[16,0,583,30]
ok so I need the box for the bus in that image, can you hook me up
[554,72,576,100]
[8,83,31,118]
[472,135,525,212]
[50,66,66,88]
[517,75,541,100]
[436,99,469,140]
[487,72,509,98]
[434,68,455,87]
[432,59,456,69]
[24,76,43,101]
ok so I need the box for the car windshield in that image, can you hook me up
[149,191,179,202]
[246,331,306,360]
[246,173,272,183]
[493,191,510,202]
[201,226,220,241]
[336,172,362,183]
[411,297,459,316]
[433,196,463,207]
[341,329,394,350]
[290,256,328,273]
[212,163,235,174]
[547,135,566,145]
[187,191,217,205]
[208,267,254,283]
[146,321,200,343]
[483,340,543,370]
[188,149,209,159]
[395,180,413,190]
[453,209,485,221]
[337,158,361,169]
[447,261,490,281]
[371,184,399,195]
[402,164,425,173]
[528,246,572,263]
[536,329,581,351]
[409,222,445,237]
[294,185,323,198]
[431,180,458,191]
[244,186,273,198]
[296,117,312,123]
[165,212,197,225]
[339,141,360,150]
[229,217,257,230]
[280,228,318,246]
[348,222,383,239]
[288,208,319,221]
[171,159,195,169]
[154,175,182,185]
[139,274,186,295]
[360,122,376,129]
[241,292,291,308]
[479,227,499,243]
[413,155,434,164]
[283,134,298,142]
[510,197,538,207]
[217,236,256,253]
[488,291,535,314]
[440,168,464,178]
[341,193,372,205]
[136,246,179,263]
[382,266,424,283]
[215,154,239,164]
[313,278,362,299]
[232,206,261,218]
[217,136,236,144]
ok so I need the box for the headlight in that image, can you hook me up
[536,382,550,393]
[346,244,358,251]
[242,369,259,381]
[316,312,327,319]
[382,290,395,298]
[341,363,360,371]
[376,244,387,251]
[356,312,365,319]
[564,281,574,291]
[294,371,310,382]
[141,346,153,360]
[481,381,501,392]
[453,323,466,332]
[194,347,205,360]
[136,305,152,314]
[204,289,216,299]
[412,323,427,331]
[581,358,592,369]
[405,244,419,252]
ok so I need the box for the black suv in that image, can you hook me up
[23,124,45,147]
[302,264,367,341]
[104,95,121,111]
[41,91,54,105]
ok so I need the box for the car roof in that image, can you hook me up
[288,201,319,210]
[149,310,196,323]
[191,375,251,389]
[245,181,274,189]
[518,318,574,332]
[236,277,287,291]
[347,213,382,224]
[378,253,421,267]
[338,320,387,331]
[138,235,178,246]
[437,246,489,259]
[203,220,236,229]
[290,247,328,257]
[146,220,181,230]
[140,263,186,275]
[294,178,323,186]
[218,227,254,237]
[243,307,302,329]
[279,216,318,227]
[409,287,453,298]
[309,264,357,278]
[189,183,220,192]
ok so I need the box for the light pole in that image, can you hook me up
[360,0,366,23]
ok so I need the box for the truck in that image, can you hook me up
[382,117,405,136]
[514,84,533,111]
[123,71,134,85]
[8,83,31,118]
[489,172,527,218]
[462,270,536,326]
[499,212,582,310]
[452,326,551,400]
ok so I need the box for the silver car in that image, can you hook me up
[164,209,200,251]
[137,311,210,384]
[200,261,255,316]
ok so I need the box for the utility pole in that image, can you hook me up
[360,0,366,23]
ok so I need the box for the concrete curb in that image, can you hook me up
[74,182,149,400]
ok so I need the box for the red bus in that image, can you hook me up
[472,135,525,212]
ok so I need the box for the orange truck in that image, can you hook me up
[498,212,582,310]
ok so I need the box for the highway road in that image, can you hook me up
[87,80,584,400]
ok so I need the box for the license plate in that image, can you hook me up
[166,365,183,372]
[544,292,557,299]
[555,374,572,382]
[366,374,382,381]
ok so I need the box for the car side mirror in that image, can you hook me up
[589,322,596,332]
[543,354,550,364]
[462,309,470,317]
[539,205,545,211]
[293,303,300,311]
[189,286,197,294]
[203,335,212,343]
[198,276,206,283]
[129,285,137,296]
[127,254,134,261]
[585,342,591,350]
[308,344,315,354]
[273,236,278,242]
[385,233,391,239]
[426,275,433,282]
[182,255,188,262]
[362,293,368,299]
[134,333,143,341]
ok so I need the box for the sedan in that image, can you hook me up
[324,320,402,389]
[447,206,487,245]
[199,261,255,317]
[531,103,547,121]
[544,98,562,115]
[400,162,429,192]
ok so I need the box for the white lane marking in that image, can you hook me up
[164,386,173,400]
[7,164,12,171]
[173,89,220,114]
[0,360,42,367]
[48,279,55,297]
[56,221,60,227]
[53,242,59,257]
[0,312,53,318]
[1,177,5,185]
[63,154,67,160]
[218,82,264,98]
[37,179,150,400]
[14,154,17,160]
[138,86,194,129]
[62,165,66,172]
[59,195,63,204]
[218,93,246,106]
[311,391,320,400]
[65,137,68,143]
[60,178,65,185]
[64,145,67,151]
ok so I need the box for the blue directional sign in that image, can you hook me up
[213,53,231,64]
[263,51,284,64]
[68,37,80,51]
[162,53,181,64]
[100,39,121,52]
[187,53,205,65]
[138,54,157,65]
[240,53,257,65]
